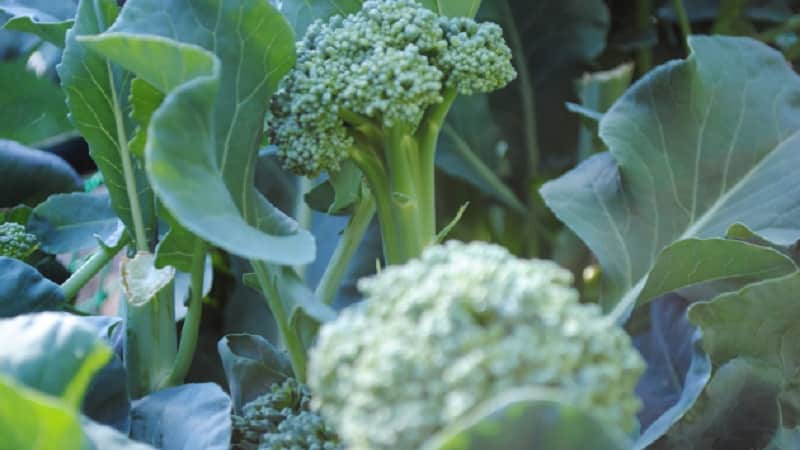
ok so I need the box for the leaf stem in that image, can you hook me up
[315,192,376,305]
[106,61,148,252]
[251,261,307,382]
[499,0,540,180]
[672,0,692,51]
[61,234,130,301]
[165,239,206,386]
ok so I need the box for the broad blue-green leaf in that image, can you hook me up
[154,207,197,273]
[0,312,112,407]
[438,0,480,17]
[218,333,292,411]
[0,1,77,46]
[0,373,86,450]
[653,273,800,448]
[130,383,231,450]
[58,0,156,246]
[82,417,156,450]
[633,295,711,450]
[689,272,800,369]
[0,257,65,317]
[0,139,81,207]
[0,60,73,145]
[81,316,130,433]
[28,192,121,254]
[279,0,362,36]
[658,358,785,450]
[420,388,630,450]
[541,36,800,317]
[637,236,797,306]
[80,0,315,265]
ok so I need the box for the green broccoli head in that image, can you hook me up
[271,0,516,177]
[308,241,644,450]
[0,222,39,261]
[231,378,342,450]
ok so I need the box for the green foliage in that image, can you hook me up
[232,378,341,450]
[0,257,64,317]
[0,139,82,208]
[28,192,120,254]
[309,241,643,450]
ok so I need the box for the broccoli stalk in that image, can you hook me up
[271,0,516,264]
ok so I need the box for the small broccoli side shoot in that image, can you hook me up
[0,222,39,261]
[308,241,645,450]
[231,378,342,450]
[270,0,516,264]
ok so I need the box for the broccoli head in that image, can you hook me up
[270,0,516,263]
[231,378,342,450]
[0,222,38,260]
[308,241,644,450]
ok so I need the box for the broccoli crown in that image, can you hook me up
[271,0,516,177]
[308,241,644,450]
[0,222,38,260]
[231,378,342,450]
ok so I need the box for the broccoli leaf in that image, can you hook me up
[0,0,77,46]
[79,0,315,265]
[0,374,86,450]
[218,333,292,412]
[279,0,363,36]
[0,257,65,317]
[437,0,480,18]
[652,272,800,448]
[0,60,73,146]
[130,383,232,450]
[59,0,157,247]
[0,312,112,407]
[541,36,800,317]
[28,191,121,254]
[0,139,82,208]
[421,388,630,450]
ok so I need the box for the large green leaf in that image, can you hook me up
[218,333,292,411]
[0,312,112,407]
[0,139,82,207]
[130,383,231,450]
[653,273,800,448]
[0,60,73,146]
[0,374,86,450]
[279,0,362,36]
[438,0,480,17]
[28,192,121,254]
[80,0,315,265]
[0,0,77,46]
[0,257,65,317]
[58,0,156,246]
[541,36,800,316]
[420,388,629,450]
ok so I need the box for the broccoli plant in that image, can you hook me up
[232,378,342,450]
[0,222,39,260]
[309,241,644,450]
[271,0,516,264]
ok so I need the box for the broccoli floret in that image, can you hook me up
[0,222,38,260]
[308,241,644,450]
[231,378,342,450]
[271,0,516,264]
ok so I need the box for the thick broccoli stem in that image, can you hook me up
[384,126,426,263]
[416,88,458,241]
[347,144,402,264]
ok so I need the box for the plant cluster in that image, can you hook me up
[1,0,800,449]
